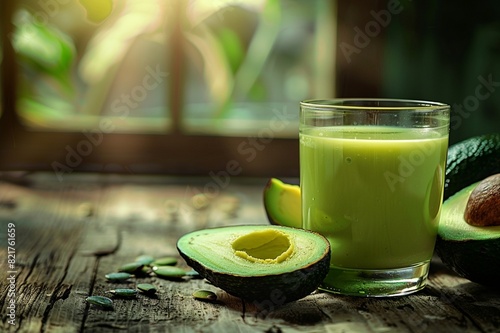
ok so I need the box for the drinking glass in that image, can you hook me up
[299,98,450,297]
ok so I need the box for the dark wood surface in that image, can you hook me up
[1,172,499,333]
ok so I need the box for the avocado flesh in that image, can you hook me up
[177,225,330,302]
[263,178,301,228]
[436,182,500,286]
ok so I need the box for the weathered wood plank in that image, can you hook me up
[427,261,500,333]
[81,183,244,332]
[0,182,100,332]
[1,175,499,333]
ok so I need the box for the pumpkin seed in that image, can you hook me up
[139,265,153,276]
[108,288,138,298]
[185,269,202,279]
[118,262,144,273]
[193,289,217,302]
[105,272,133,282]
[137,283,157,294]
[135,255,155,266]
[153,266,186,279]
[151,256,177,267]
[86,295,114,309]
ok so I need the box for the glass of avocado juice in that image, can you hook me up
[299,99,450,297]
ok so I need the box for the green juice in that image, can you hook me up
[300,126,448,269]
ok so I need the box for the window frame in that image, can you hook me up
[0,0,383,178]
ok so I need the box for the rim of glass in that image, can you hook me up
[300,98,449,111]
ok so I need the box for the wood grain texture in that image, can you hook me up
[0,173,499,333]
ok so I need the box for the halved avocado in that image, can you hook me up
[177,225,330,302]
[263,178,301,228]
[436,181,500,286]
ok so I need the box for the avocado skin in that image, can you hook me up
[436,237,500,287]
[445,133,500,200]
[179,251,330,303]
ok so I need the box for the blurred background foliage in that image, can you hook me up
[382,0,500,144]
[2,0,499,143]
[8,0,334,137]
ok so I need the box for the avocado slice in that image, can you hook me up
[445,133,500,200]
[177,225,330,302]
[263,178,301,228]
[436,181,500,286]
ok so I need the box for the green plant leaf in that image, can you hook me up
[217,0,281,118]
[13,10,76,94]
[217,28,244,73]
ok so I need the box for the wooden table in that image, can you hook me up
[1,172,499,333]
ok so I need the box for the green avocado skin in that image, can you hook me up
[178,249,331,303]
[444,133,500,200]
[436,237,500,287]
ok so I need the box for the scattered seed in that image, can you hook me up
[118,262,144,273]
[137,283,157,294]
[86,295,114,309]
[153,266,186,279]
[151,256,177,267]
[193,289,217,302]
[108,288,138,298]
[105,272,134,282]
[139,265,153,276]
[185,269,202,279]
[191,193,210,210]
[135,255,155,266]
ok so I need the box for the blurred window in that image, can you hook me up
[0,0,339,176]
[10,0,336,136]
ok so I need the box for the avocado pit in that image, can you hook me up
[464,173,500,226]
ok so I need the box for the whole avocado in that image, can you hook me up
[444,133,500,200]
